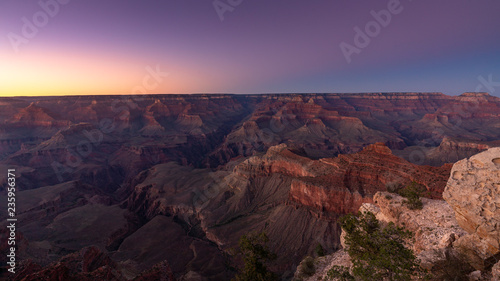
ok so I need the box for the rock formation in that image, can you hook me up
[305,147,500,280]
[443,147,500,270]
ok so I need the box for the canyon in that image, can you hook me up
[1,92,499,280]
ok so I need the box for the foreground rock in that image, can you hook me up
[295,192,474,280]
[443,147,500,270]
[307,148,500,280]
[371,192,467,254]
[371,193,475,279]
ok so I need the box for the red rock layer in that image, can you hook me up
[242,142,452,215]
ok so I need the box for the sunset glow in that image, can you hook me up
[1,0,500,96]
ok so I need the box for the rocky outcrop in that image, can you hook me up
[310,148,500,280]
[443,147,500,270]
[362,193,478,279]
[371,192,467,254]
[306,192,479,280]
[288,142,451,213]
[425,136,495,166]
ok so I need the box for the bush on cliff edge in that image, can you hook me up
[327,211,426,281]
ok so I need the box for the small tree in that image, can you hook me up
[328,211,424,281]
[232,231,277,281]
[315,243,325,257]
[398,181,427,210]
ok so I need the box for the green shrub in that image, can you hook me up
[398,181,426,210]
[315,243,325,257]
[326,265,354,281]
[327,211,425,281]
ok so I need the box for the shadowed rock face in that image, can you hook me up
[1,93,499,280]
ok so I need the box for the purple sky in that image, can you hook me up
[1,0,500,96]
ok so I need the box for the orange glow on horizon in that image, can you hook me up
[0,47,224,97]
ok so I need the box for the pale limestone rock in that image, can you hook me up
[340,226,347,250]
[453,233,500,270]
[439,232,456,248]
[418,248,449,271]
[373,192,466,254]
[359,202,380,215]
[359,202,391,223]
[443,147,500,268]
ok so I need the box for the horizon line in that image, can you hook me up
[0,91,492,99]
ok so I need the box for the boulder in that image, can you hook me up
[418,247,473,280]
[372,192,466,254]
[443,147,500,269]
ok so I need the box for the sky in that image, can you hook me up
[1,0,500,97]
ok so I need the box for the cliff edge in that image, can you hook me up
[295,147,500,281]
